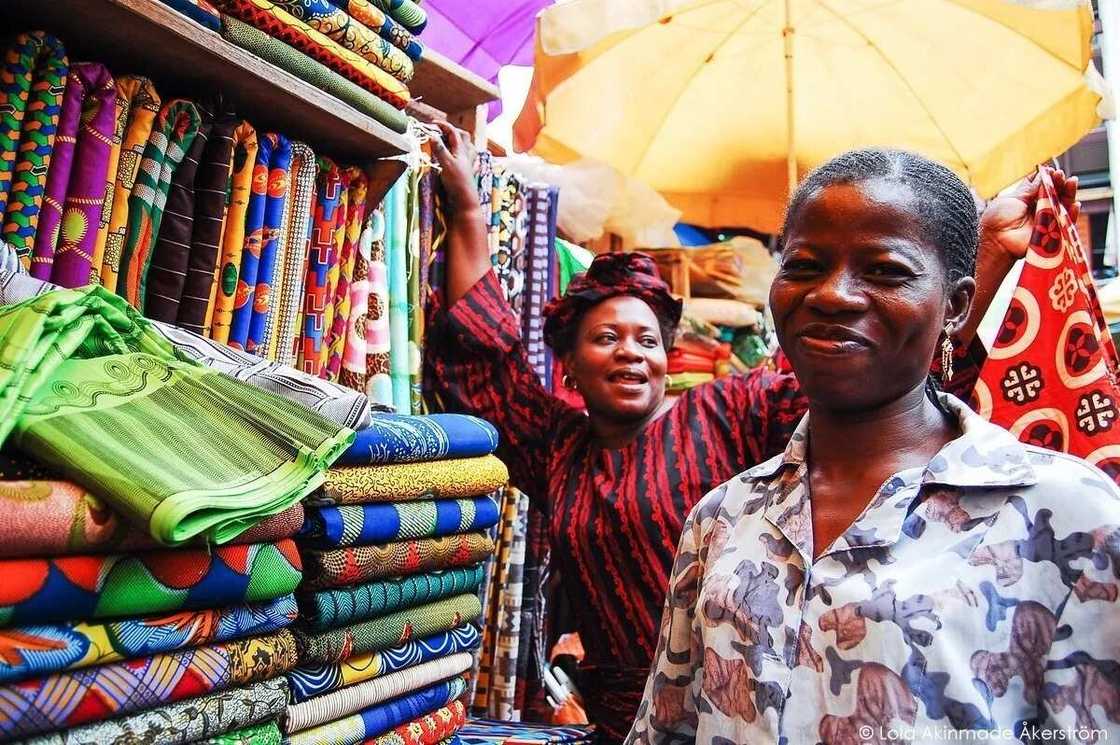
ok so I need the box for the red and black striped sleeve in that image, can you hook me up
[424,270,576,498]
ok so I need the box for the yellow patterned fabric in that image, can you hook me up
[88,82,129,283]
[99,76,159,290]
[208,121,258,343]
[312,455,510,504]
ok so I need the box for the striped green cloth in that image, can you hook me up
[220,16,408,134]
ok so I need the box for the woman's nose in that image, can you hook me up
[805,269,869,314]
[613,338,644,359]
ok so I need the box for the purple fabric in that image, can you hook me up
[420,0,551,118]
[30,67,84,280]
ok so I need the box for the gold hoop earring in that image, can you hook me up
[940,322,954,383]
[664,375,674,391]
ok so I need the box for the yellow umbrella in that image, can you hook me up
[514,0,1107,233]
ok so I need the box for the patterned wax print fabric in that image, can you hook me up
[199,720,284,745]
[457,719,597,744]
[326,168,367,380]
[521,184,553,382]
[176,104,238,333]
[283,652,474,733]
[117,99,201,307]
[626,393,1120,744]
[287,624,481,702]
[300,533,496,590]
[319,169,351,374]
[366,0,427,32]
[484,487,528,720]
[262,0,415,81]
[339,412,499,465]
[407,167,425,412]
[489,169,528,317]
[0,540,302,626]
[0,287,354,545]
[341,207,373,390]
[159,0,222,29]
[0,266,374,429]
[19,677,289,745]
[0,33,68,268]
[47,63,116,289]
[0,594,297,683]
[218,0,411,107]
[285,677,467,745]
[335,0,424,61]
[386,173,411,411]
[209,121,258,342]
[270,141,318,366]
[100,76,161,289]
[299,158,346,376]
[314,455,510,504]
[366,700,468,745]
[229,132,292,352]
[219,17,409,134]
[86,74,127,282]
[144,101,215,320]
[292,594,484,666]
[0,480,305,557]
[366,207,393,405]
[298,496,500,549]
[298,565,486,630]
[0,631,298,740]
[975,168,1120,481]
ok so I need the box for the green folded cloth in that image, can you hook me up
[220,15,409,134]
[0,286,354,545]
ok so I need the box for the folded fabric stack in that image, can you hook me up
[665,332,733,393]
[212,0,430,134]
[0,276,366,741]
[458,719,597,744]
[282,412,506,745]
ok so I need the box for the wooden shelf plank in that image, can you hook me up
[410,49,500,116]
[1,0,412,162]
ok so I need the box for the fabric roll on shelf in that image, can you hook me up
[340,208,373,391]
[0,593,297,683]
[300,532,496,590]
[326,168,368,381]
[338,412,500,466]
[45,62,117,289]
[366,0,427,33]
[159,0,224,30]
[298,495,500,549]
[365,206,393,405]
[198,720,285,744]
[287,623,481,702]
[87,79,130,285]
[335,0,424,61]
[299,157,346,376]
[385,173,410,412]
[100,76,161,290]
[18,676,289,745]
[0,630,299,740]
[282,651,473,734]
[456,720,598,744]
[143,100,216,319]
[269,141,318,365]
[208,120,258,342]
[0,32,69,266]
[298,566,485,630]
[315,455,509,504]
[292,593,483,667]
[364,700,468,745]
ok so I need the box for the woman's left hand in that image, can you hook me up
[979,167,1080,261]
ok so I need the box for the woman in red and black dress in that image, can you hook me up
[425,124,1078,742]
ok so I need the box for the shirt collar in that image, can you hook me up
[744,393,1037,490]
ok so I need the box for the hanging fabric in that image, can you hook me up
[0,33,68,268]
[116,99,202,307]
[87,77,131,284]
[99,76,161,290]
[143,101,216,319]
[176,102,238,334]
[319,168,351,374]
[365,206,393,405]
[386,173,410,412]
[245,134,294,356]
[47,63,117,288]
[208,120,258,342]
[340,209,374,391]
[299,157,346,376]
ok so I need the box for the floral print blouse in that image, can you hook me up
[626,395,1120,744]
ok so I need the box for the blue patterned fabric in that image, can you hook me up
[338,413,499,465]
[298,496,500,548]
[458,719,598,744]
[158,0,221,30]
[287,624,481,702]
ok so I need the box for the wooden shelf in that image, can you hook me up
[2,0,412,163]
[410,49,500,116]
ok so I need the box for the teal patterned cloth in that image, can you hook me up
[298,564,486,630]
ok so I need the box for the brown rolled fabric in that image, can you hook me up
[143,101,215,321]
[177,103,238,333]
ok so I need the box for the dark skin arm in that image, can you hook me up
[431,122,491,306]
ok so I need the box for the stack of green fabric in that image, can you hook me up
[0,284,359,743]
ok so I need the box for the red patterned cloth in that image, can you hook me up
[974,169,1120,481]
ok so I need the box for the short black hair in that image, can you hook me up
[781,148,979,285]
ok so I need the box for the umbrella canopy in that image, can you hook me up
[422,0,553,115]
[514,0,1107,233]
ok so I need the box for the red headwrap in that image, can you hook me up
[543,251,683,352]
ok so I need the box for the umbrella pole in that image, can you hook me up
[784,0,796,196]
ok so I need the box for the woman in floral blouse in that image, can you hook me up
[627,150,1120,744]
